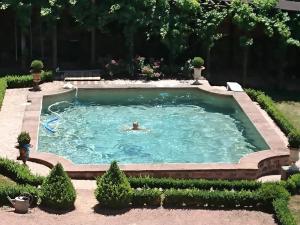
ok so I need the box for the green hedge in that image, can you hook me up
[5,71,53,89]
[284,174,300,194]
[0,184,39,206]
[131,189,161,207]
[0,158,44,186]
[0,78,7,109]
[128,177,261,191]
[273,198,297,225]
[163,189,260,208]
[245,89,297,137]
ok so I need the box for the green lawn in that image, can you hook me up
[275,101,300,131]
[289,195,300,225]
[0,174,16,186]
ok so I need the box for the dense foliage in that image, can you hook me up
[4,71,53,88]
[0,0,299,83]
[192,57,204,68]
[288,131,300,148]
[131,189,161,207]
[95,161,132,209]
[273,198,297,225]
[0,158,43,186]
[40,163,76,210]
[17,131,31,147]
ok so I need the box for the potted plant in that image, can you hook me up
[288,131,300,167]
[30,60,44,91]
[17,131,31,164]
[192,57,205,85]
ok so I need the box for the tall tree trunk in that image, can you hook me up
[125,29,134,77]
[242,46,249,86]
[52,24,57,69]
[90,28,96,66]
[40,22,44,59]
[29,22,33,59]
[21,30,27,71]
[14,18,18,62]
[206,46,211,79]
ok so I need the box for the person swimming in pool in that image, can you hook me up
[125,122,148,131]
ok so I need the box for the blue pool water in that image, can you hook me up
[38,89,268,164]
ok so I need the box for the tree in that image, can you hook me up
[195,5,227,78]
[105,0,157,76]
[70,0,98,66]
[162,0,200,67]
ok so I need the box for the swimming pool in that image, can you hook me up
[38,88,269,164]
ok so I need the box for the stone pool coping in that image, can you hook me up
[23,81,289,179]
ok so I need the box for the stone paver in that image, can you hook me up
[0,189,276,225]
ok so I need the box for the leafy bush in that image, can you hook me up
[245,89,297,141]
[288,131,300,148]
[128,176,261,191]
[40,163,76,210]
[0,158,43,186]
[273,198,297,225]
[5,71,53,89]
[285,174,300,194]
[0,184,40,206]
[30,60,44,73]
[163,189,259,208]
[17,131,31,147]
[131,189,161,207]
[258,183,290,208]
[95,161,132,209]
[192,57,204,68]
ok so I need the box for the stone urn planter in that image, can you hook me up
[17,131,31,164]
[288,131,300,167]
[30,60,44,91]
[192,57,205,85]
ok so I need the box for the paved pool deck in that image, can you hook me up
[0,79,290,179]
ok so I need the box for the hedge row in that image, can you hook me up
[0,184,39,206]
[273,198,297,225]
[128,176,261,191]
[5,71,53,89]
[0,158,44,186]
[0,79,7,109]
[131,189,161,207]
[245,89,297,136]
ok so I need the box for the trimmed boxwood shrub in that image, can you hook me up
[131,189,161,207]
[257,183,290,208]
[128,176,261,191]
[30,60,44,73]
[0,78,7,109]
[95,161,132,209]
[163,189,260,208]
[192,57,204,68]
[245,89,297,138]
[0,158,43,186]
[5,71,53,89]
[0,185,39,206]
[284,173,300,194]
[288,131,300,148]
[273,198,297,225]
[40,163,76,210]
[17,131,31,147]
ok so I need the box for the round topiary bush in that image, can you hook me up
[17,131,31,147]
[192,57,204,68]
[30,60,44,73]
[288,131,300,148]
[95,161,132,209]
[40,163,76,210]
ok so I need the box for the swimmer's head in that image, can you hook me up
[132,121,139,129]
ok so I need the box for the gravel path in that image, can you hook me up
[0,189,276,225]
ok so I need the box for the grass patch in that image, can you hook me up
[289,195,300,225]
[0,174,16,186]
[275,101,300,132]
